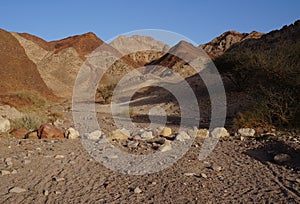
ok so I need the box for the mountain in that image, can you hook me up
[0,29,53,97]
[199,30,264,58]
[147,40,207,78]
[213,20,300,127]
[110,35,170,54]
[110,35,170,66]
[12,32,137,98]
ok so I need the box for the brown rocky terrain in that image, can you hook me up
[199,30,264,58]
[0,20,299,204]
[0,29,54,99]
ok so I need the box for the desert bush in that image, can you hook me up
[215,36,300,128]
[96,83,117,104]
[16,90,47,111]
[11,112,47,131]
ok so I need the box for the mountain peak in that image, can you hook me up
[199,30,264,58]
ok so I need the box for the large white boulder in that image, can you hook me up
[238,128,255,137]
[211,127,229,138]
[0,116,10,132]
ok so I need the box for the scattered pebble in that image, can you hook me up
[55,155,65,159]
[43,190,49,196]
[184,172,195,176]
[54,191,62,195]
[23,160,31,165]
[274,153,291,164]
[201,173,208,179]
[212,165,222,171]
[11,169,17,174]
[1,170,10,176]
[9,187,26,193]
[53,177,65,182]
[134,187,142,194]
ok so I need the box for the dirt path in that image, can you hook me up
[0,137,299,203]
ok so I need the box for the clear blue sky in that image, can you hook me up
[1,0,299,45]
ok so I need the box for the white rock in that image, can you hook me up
[184,172,195,176]
[65,127,80,139]
[238,128,255,137]
[159,140,172,152]
[1,170,10,176]
[134,187,142,194]
[11,169,17,174]
[54,155,65,159]
[196,129,209,138]
[274,153,291,164]
[211,127,229,138]
[140,131,153,139]
[0,116,10,132]
[9,187,26,193]
[43,190,49,196]
[85,130,103,140]
[23,160,31,165]
[175,131,190,141]
[201,173,208,179]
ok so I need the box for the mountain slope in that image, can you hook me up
[199,30,264,58]
[0,29,53,97]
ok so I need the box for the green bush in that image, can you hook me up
[11,112,47,131]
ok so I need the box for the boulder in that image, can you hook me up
[85,130,103,140]
[140,131,154,140]
[196,129,209,138]
[10,128,28,139]
[211,127,229,138]
[0,116,10,132]
[37,124,64,139]
[238,128,255,137]
[175,131,190,141]
[25,131,39,139]
[65,127,79,139]
[160,127,172,138]
[111,129,130,140]
[159,140,172,152]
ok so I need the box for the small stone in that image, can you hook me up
[212,164,222,171]
[196,129,209,138]
[274,153,291,164]
[53,177,65,182]
[69,160,76,165]
[159,140,172,152]
[127,141,139,148]
[1,170,10,176]
[296,178,300,183]
[6,161,13,166]
[134,187,142,194]
[23,160,31,165]
[54,191,62,195]
[9,187,26,193]
[54,155,65,159]
[184,172,195,176]
[133,135,141,140]
[238,128,255,137]
[140,131,154,140]
[11,169,17,174]
[160,127,172,138]
[211,127,229,138]
[43,190,49,196]
[110,129,130,140]
[85,130,103,140]
[65,127,80,139]
[201,173,208,179]
[175,131,190,141]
